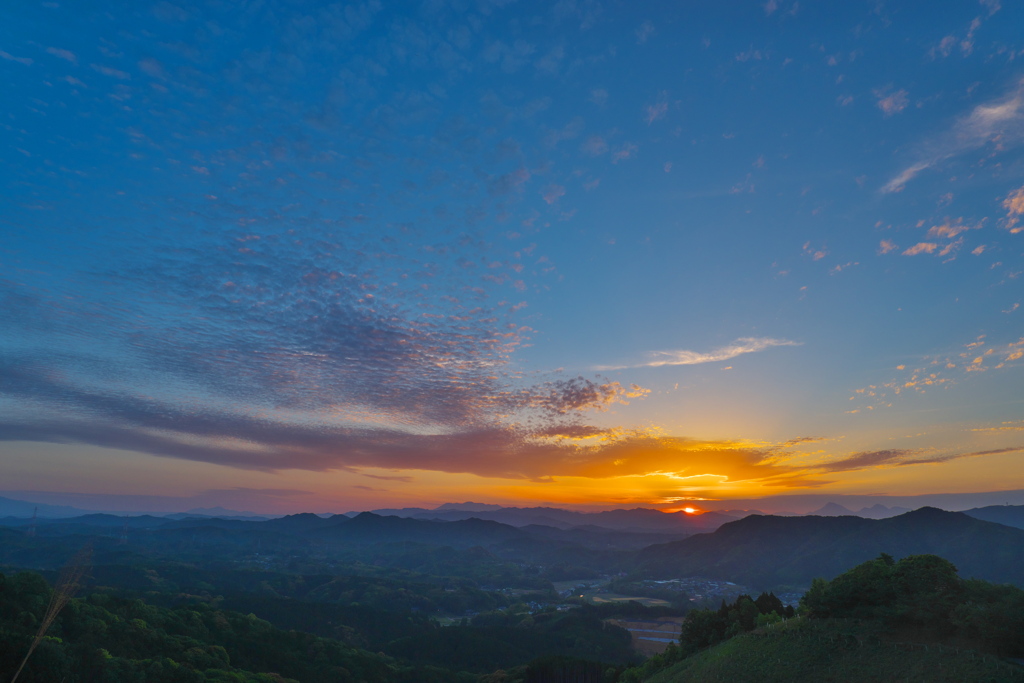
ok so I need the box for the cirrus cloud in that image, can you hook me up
[883,80,1024,193]
[595,337,801,371]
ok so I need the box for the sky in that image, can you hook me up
[2,0,1023,515]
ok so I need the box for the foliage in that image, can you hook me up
[641,617,1024,683]
[0,570,472,683]
[800,553,1024,655]
[677,593,794,655]
[387,605,637,673]
[617,593,792,683]
[635,508,1024,588]
[605,579,691,609]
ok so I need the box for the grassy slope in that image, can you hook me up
[644,619,1024,683]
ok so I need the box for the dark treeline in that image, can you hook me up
[801,553,1024,656]
[0,570,654,683]
[623,553,1024,683]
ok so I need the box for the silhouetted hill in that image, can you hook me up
[636,507,1024,589]
[361,504,734,533]
[963,504,1024,530]
[261,511,341,532]
[0,495,89,518]
[808,502,855,516]
[856,503,910,518]
[313,512,528,548]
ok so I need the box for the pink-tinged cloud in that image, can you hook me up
[902,242,938,255]
[542,184,566,204]
[645,94,669,125]
[581,136,608,156]
[635,21,655,44]
[594,337,801,371]
[818,449,911,472]
[1003,186,1024,233]
[47,47,77,64]
[803,242,827,260]
[927,219,981,239]
[611,143,638,163]
[0,50,33,66]
[875,88,909,116]
[883,81,1024,193]
[938,238,963,257]
[91,63,131,79]
[878,239,898,254]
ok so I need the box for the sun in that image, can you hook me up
[683,507,697,514]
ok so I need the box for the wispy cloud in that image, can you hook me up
[818,449,911,472]
[883,80,1024,193]
[815,446,1024,472]
[875,88,909,117]
[595,337,801,371]
[847,335,1024,412]
[635,21,655,44]
[46,47,77,64]
[902,242,938,255]
[0,49,33,66]
[644,91,669,124]
[1002,185,1024,233]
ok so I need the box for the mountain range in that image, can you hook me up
[636,507,1024,589]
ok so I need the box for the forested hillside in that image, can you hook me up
[637,508,1024,588]
[626,553,1024,683]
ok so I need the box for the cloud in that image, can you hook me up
[595,337,801,371]
[878,239,898,254]
[816,445,1024,472]
[645,92,669,124]
[0,408,785,483]
[818,449,911,472]
[542,183,566,204]
[1002,186,1024,233]
[611,143,638,163]
[517,377,649,415]
[531,424,615,440]
[902,242,938,255]
[47,47,77,64]
[581,136,608,156]
[0,50,33,66]
[361,472,415,482]
[875,88,909,116]
[482,39,537,74]
[883,80,1024,193]
[91,63,131,79]
[929,35,958,59]
[803,241,827,260]
[635,21,655,44]
[927,218,982,239]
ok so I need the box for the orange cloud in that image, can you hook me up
[1003,186,1024,233]
[902,242,937,255]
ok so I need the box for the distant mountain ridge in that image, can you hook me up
[0,495,91,519]
[962,504,1024,530]
[637,507,1024,589]
[356,505,738,534]
[809,502,911,518]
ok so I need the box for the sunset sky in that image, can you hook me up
[2,0,1023,515]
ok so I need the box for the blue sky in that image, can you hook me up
[2,0,1023,513]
